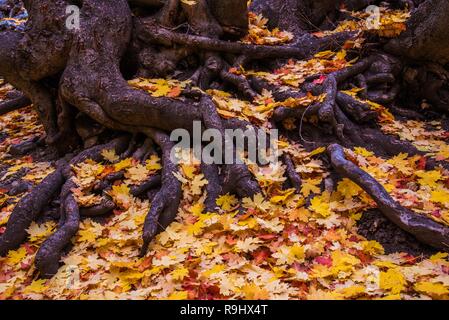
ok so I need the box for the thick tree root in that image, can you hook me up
[35,178,80,278]
[0,92,31,116]
[327,144,449,251]
[140,129,182,256]
[0,137,130,276]
[0,161,66,256]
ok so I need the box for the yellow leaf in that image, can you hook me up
[301,178,321,197]
[26,221,56,243]
[125,164,150,184]
[309,193,331,218]
[216,193,238,211]
[171,267,189,281]
[78,229,97,243]
[361,240,385,255]
[235,238,261,253]
[146,155,162,172]
[108,184,132,209]
[191,174,208,195]
[242,193,271,213]
[7,247,27,264]
[241,284,270,300]
[337,178,363,199]
[114,158,133,171]
[23,279,48,294]
[430,189,449,204]
[101,149,119,163]
[430,252,448,262]
[414,282,449,297]
[354,147,374,158]
[180,0,197,6]
[309,147,326,157]
[380,268,406,294]
[202,265,226,277]
[415,170,442,188]
[167,290,189,300]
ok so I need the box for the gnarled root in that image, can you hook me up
[0,160,67,256]
[140,129,182,256]
[0,91,31,116]
[0,136,130,277]
[327,144,449,251]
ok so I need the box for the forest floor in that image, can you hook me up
[0,6,449,300]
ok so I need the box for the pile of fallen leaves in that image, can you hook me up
[316,7,410,38]
[1,81,449,301]
[242,12,294,45]
[1,6,449,301]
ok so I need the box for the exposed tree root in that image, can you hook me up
[0,161,66,256]
[327,144,449,251]
[140,129,182,257]
[0,92,30,116]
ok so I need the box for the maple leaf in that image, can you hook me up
[354,147,374,158]
[361,240,385,255]
[167,290,189,300]
[146,155,162,172]
[7,247,27,264]
[202,265,226,278]
[241,284,270,300]
[78,229,97,243]
[235,238,261,253]
[337,178,363,199]
[191,174,208,195]
[242,193,271,213]
[180,0,197,6]
[309,193,331,218]
[101,149,119,163]
[125,164,150,185]
[415,170,442,188]
[430,189,449,205]
[187,220,205,236]
[171,267,189,281]
[108,184,133,209]
[181,164,196,179]
[330,250,360,274]
[257,217,283,233]
[414,281,449,297]
[387,153,414,175]
[380,268,407,294]
[300,178,321,197]
[216,193,238,211]
[114,158,133,171]
[23,279,48,294]
[26,221,55,243]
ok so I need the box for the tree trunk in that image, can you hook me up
[386,0,449,64]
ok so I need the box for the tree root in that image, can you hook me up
[0,92,31,116]
[0,160,67,256]
[140,129,182,256]
[327,144,449,251]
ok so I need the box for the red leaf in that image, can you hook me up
[258,234,277,241]
[252,248,271,264]
[168,86,182,98]
[315,256,333,267]
[417,156,427,170]
[313,75,327,85]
